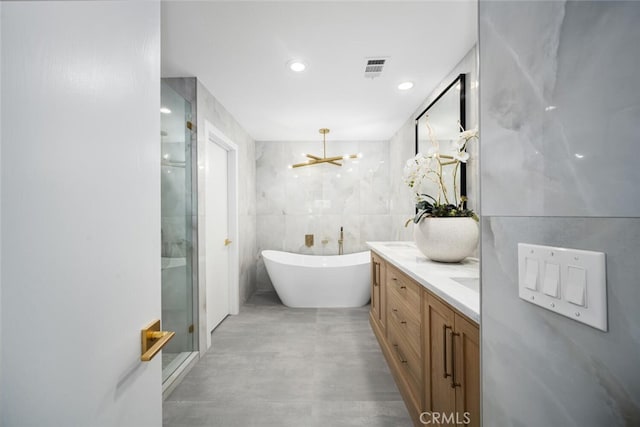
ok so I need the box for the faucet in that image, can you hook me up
[338,226,344,255]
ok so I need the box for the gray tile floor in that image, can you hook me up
[163,291,412,427]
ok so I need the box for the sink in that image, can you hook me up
[451,277,480,292]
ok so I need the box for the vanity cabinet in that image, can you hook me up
[385,264,423,415]
[424,294,479,427]
[369,249,479,427]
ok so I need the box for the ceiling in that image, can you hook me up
[161,1,477,141]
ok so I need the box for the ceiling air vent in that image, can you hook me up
[364,57,389,79]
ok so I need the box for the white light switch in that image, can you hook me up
[525,258,539,290]
[518,243,607,331]
[543,262,560,298]
[566,266,586,307]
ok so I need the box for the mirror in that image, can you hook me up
[415,74,466,205]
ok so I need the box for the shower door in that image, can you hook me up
[160,80,198,383]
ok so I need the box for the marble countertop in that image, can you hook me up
[367,241,480,323]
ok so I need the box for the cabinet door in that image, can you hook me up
[454,314,480,427]
[424,294,456,415]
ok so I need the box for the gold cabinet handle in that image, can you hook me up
[443,325,452,379]
[224,238,232,246]
[141,319,175,362]
[374,262,378,285]
[451,331,461,388]
[371,261,379,287]
[393,342,408,364]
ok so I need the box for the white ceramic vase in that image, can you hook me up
[413,217,479,263]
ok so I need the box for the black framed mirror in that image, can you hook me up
[415,73,466,204]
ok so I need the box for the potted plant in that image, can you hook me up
[403,127,479,262]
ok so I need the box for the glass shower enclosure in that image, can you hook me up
[160,80,198,383]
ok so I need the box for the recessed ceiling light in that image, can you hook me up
[160,107,171,114]
[287,60,307,72]
[398,81,414,91]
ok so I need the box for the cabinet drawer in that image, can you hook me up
[387,291,421,357]
[387,319,422,406]
[387,265,421,317]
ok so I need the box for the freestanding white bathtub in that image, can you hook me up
[262,250,371,308]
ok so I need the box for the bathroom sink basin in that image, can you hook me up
[450,277,480,292]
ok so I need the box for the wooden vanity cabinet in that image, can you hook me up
[424,294,480,427]
[369,250,479,427]
[385,265,424,414]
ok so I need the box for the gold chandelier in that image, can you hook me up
[290,128,360,168]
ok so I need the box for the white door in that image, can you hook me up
[1,2,162,426]
[206,140,231,334]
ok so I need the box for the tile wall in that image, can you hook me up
[480,2,640,425]
[255,140,391,291]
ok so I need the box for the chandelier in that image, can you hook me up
[290,128,360,168]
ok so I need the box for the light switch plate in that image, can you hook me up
[518,243,607,331]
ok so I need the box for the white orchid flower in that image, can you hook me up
[459,129,478,140]
[453,150,470,163]
[455,128,478,149]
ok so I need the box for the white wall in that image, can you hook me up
[1,2,161,426]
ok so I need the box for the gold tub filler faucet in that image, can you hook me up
[338,226,344,255]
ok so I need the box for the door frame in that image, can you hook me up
[203,120,240,348]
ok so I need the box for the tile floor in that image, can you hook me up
[163,291,412,426]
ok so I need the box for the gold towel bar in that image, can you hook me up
[141,319,175,362]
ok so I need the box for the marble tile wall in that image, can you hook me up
[482,217,640,426]
[481,1,640,217]
[480,2,640,426]
[388,45,479,240]
[255,140,391,291]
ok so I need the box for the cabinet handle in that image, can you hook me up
[451,331,461,388]
[372,262,379,287]
[443,325,452,379]
[400,320,407,325]
[394,342,408,364]
[392,308,398,312]
[400,285,406,290]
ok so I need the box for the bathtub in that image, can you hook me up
[262,250,371,308]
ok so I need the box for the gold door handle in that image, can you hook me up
[141,319,175,362]
[224,238,232,246]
